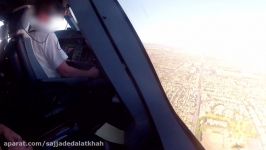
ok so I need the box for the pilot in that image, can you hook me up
[29,0,99,78]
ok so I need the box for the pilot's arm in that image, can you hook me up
[45,33,99,78]
[57,62,99,78]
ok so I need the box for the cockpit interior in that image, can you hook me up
[0,0,204,150]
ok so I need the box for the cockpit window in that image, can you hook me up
[0,21,3,27]
[119,0,266,149]
[0,21,4,43]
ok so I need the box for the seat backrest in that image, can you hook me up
[17,35,48,80]
[9,5,33,35]
[6,5,48,81]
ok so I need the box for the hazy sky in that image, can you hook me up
[118,0,266,64]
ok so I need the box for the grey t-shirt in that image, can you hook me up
[29,25,68,78]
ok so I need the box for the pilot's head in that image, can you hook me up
[34,0,65,23]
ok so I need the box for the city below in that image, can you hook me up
[146,44,266,150]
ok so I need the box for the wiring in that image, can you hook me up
[21,22,62,51]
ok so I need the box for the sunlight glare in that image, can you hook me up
[49,17,69,31]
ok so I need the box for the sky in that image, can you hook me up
[118,0,266,71]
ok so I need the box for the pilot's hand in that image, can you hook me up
[0,124,22,142]
[0,124,32,150]
[87,67,100,78]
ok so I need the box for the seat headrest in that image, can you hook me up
[8,5,33,37]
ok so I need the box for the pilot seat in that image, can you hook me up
[0,5,114,143]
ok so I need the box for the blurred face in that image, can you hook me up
[36,6,65,27]
[37,12,51,23]
[37,3,64,23]
[36,5,54,24]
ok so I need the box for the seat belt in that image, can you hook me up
[21,37,48,80]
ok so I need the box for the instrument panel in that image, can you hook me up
[55,30,98,66]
